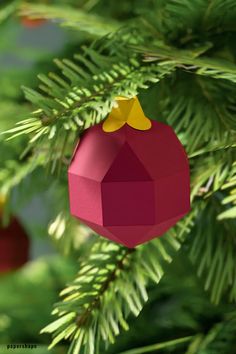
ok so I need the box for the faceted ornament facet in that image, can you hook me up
[68,121,190,248]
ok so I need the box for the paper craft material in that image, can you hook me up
[68,97,190,247]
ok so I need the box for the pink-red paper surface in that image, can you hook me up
[68,120,190,247]
[0,218,29,272]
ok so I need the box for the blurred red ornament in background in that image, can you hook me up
[20,17,46,28]
[0,218,29,273]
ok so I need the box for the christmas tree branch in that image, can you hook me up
[0,0,19,23]
[135,45,236,83]
[189,199,236,304]
[186,312,236,353]
[118,335,194,354]
[3,31,175,172]
[19,2,119,36]
[217,162,236,220]
[41,225,194,354]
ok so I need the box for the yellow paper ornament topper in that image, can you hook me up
[0,195,6,210]
[102,96,152,132]
[0,194,6,218]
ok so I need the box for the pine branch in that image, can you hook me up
[48,210,92,256]
[189,199,236,304]
[218,162,236,220]
[118,335,193,354]
[202,0,236,32]
[189,141,236,159]
[3,15,235,172]
[41,217,195,354]
[135,44,236,83]
[0,153,44,200]
[19,2,119,36]
[3,31,175,172]
[146,58,236,157]
[186,312,236,354]
[0,0,18,23]
[138,0,236,43]
[191,148,235,200]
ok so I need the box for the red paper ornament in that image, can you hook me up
[0,218,29,273]
[21,17,46,28]
[68,97,190,247]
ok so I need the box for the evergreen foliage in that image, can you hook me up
[0,0,236,353]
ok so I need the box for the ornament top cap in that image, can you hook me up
[0,194,6,218]
[102,96,152,132]
[0,194,6,209]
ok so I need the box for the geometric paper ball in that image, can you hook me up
[0,218,29,273]
[68,120,190,248]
